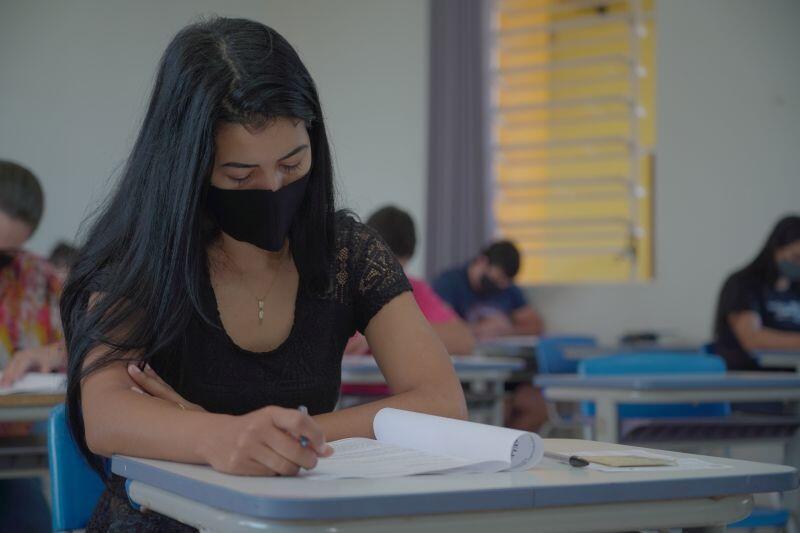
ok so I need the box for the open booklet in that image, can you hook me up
[302,408,544,479]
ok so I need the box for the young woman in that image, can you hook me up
[714,215,800,370]
[62,18,466,531]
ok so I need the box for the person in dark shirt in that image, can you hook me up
[60,18,466,532]
[433,241,544,340]
[714,215,800,370]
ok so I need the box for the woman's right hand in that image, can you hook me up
[197,405,333,476]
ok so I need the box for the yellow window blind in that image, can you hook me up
[491,0,656,284]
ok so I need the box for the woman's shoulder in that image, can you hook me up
[334,211,382,256]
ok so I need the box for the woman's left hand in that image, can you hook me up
[127,363,206,412]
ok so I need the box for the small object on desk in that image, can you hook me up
[544,451,589,468]
[585,455,675,468]
[297,405,310,448]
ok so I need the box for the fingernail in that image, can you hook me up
[130,386,144,394]
[323,444,334,454]
[128,364,140,373]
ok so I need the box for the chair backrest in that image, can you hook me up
[48,404,106,532]
[579,352,731,418]
[535,335,597,374]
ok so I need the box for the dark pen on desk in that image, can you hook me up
[297,405,310,448]
[544,451,589,468]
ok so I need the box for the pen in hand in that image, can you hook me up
[297,405,310,448]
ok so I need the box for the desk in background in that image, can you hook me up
[477,335,539,358]
[535,372,800,444]
[114,438,798,533]
[341,355,522,425]
[758,351,800,372]
[0,392,64,484]
[562,343,701,360]
[0,393,64,423]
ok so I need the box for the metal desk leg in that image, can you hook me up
[491,379,504,427]
[595,397,619,444]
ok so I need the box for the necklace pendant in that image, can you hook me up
[258,299,264,324]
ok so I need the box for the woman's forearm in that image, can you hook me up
[81,366,228,462]
[432,319,477,355]
[742,327,800,352]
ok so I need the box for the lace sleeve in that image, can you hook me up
[342,219,412,333]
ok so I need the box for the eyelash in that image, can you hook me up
[280,162,303,173]
[227,162,304,183]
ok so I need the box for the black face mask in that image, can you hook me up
[478,274,502,296]
[206,175,309,252]
[0,251,15,271]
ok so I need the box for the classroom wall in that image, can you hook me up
[0,0,429,274]
[530,0,800,344]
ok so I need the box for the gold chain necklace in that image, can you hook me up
[244,248,288,325]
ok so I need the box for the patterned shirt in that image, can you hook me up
[0,251,63,367]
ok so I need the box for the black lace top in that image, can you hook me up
[87,216,411,532]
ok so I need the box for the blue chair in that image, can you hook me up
[535,335,597,375]
[48,404,106,532]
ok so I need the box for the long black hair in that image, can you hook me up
[738,215,800,284]
[61,17,336,474]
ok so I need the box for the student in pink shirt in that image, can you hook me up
[345,207,476,355]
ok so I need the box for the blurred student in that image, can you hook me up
[434,241,547,431]
[0,161,65,385]
[0,160,59,532]
[345,206,476,355]
[714,215,800,370]
[433,241,544,340]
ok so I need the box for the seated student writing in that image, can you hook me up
[0,161,66,386]
[714,215,800,370]
[61,18,466,531]
[0,161,62,532]
[345,206,476,355]
[433,241,544,340]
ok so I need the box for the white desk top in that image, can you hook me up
[113,438,797,521]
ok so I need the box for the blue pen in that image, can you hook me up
[297,405,310,448]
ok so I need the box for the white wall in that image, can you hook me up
[531,0,800,344]
[4,0,797,344]
[0,0,429,274]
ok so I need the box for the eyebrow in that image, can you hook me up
[277,144,309,161]
[220,144,309,169]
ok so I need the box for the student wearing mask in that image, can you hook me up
[714,215,800,370]
[61,19,465,531]
[0,160,61,532]
[433,241,544,340]
[345,206,476,355]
